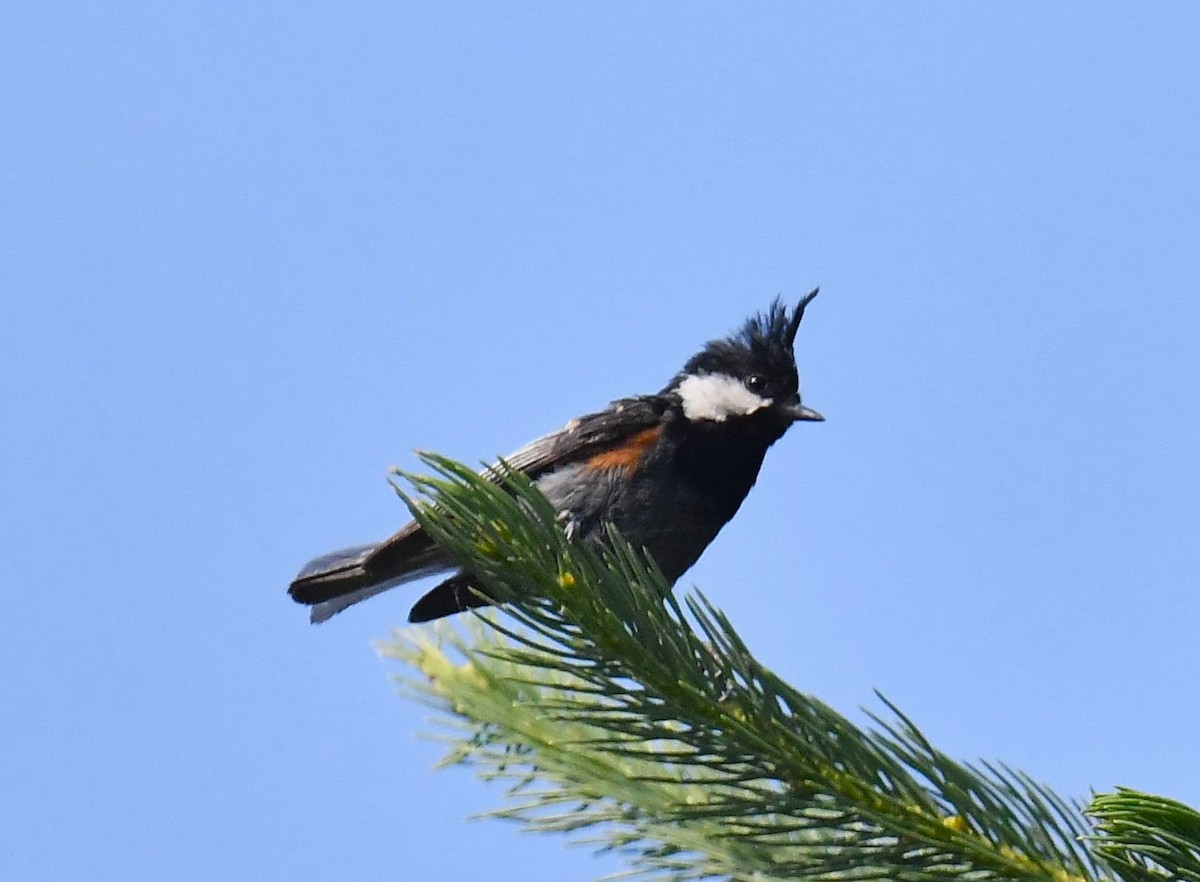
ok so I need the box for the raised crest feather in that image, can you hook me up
[671,287,818,386]
[786,287,819,349]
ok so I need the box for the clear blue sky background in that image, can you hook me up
[3,4,1197,880]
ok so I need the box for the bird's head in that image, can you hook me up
[666,289,823,436]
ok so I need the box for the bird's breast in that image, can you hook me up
[533,429,770,584]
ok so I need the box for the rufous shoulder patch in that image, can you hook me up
[586,427,661,471]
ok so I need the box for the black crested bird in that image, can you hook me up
[290,290,823,623]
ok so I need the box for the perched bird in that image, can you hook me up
[290,290,823,623]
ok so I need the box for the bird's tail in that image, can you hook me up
[288,543,446,623]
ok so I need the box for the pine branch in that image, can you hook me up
[1087,789,1200,882]
[377,454,1191,882]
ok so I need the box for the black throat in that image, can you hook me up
[668,415,780,522]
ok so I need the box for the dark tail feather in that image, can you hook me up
[408,572,496,623]
[289,543,448,624]
[289,544,379,605]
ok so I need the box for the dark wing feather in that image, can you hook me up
[291,394,673,622]
[501,395,672,477]
[379,396,669,583]
[402,394,674,621]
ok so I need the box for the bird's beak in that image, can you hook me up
[782,401,824,422]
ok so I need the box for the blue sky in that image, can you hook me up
[3,4,1198,880]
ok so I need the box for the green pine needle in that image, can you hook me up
[377,453,1192,882]
[1087,789,1200,881]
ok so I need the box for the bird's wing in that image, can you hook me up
[500,395,673,477]
[362,395,672,574]
[290,394,675,621]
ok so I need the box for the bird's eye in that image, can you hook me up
[746,374,767,393]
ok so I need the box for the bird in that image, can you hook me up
[289,289,823,624]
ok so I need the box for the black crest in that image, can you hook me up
[742,287,818,355]
[669,288,818,389]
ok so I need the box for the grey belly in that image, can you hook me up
[533,463,724,585]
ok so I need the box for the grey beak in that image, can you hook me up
[782,403,820,424]
[784,402,824,423]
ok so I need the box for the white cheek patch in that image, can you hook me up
[678,373,771,422]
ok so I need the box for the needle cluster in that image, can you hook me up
[380,454,1195,882]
